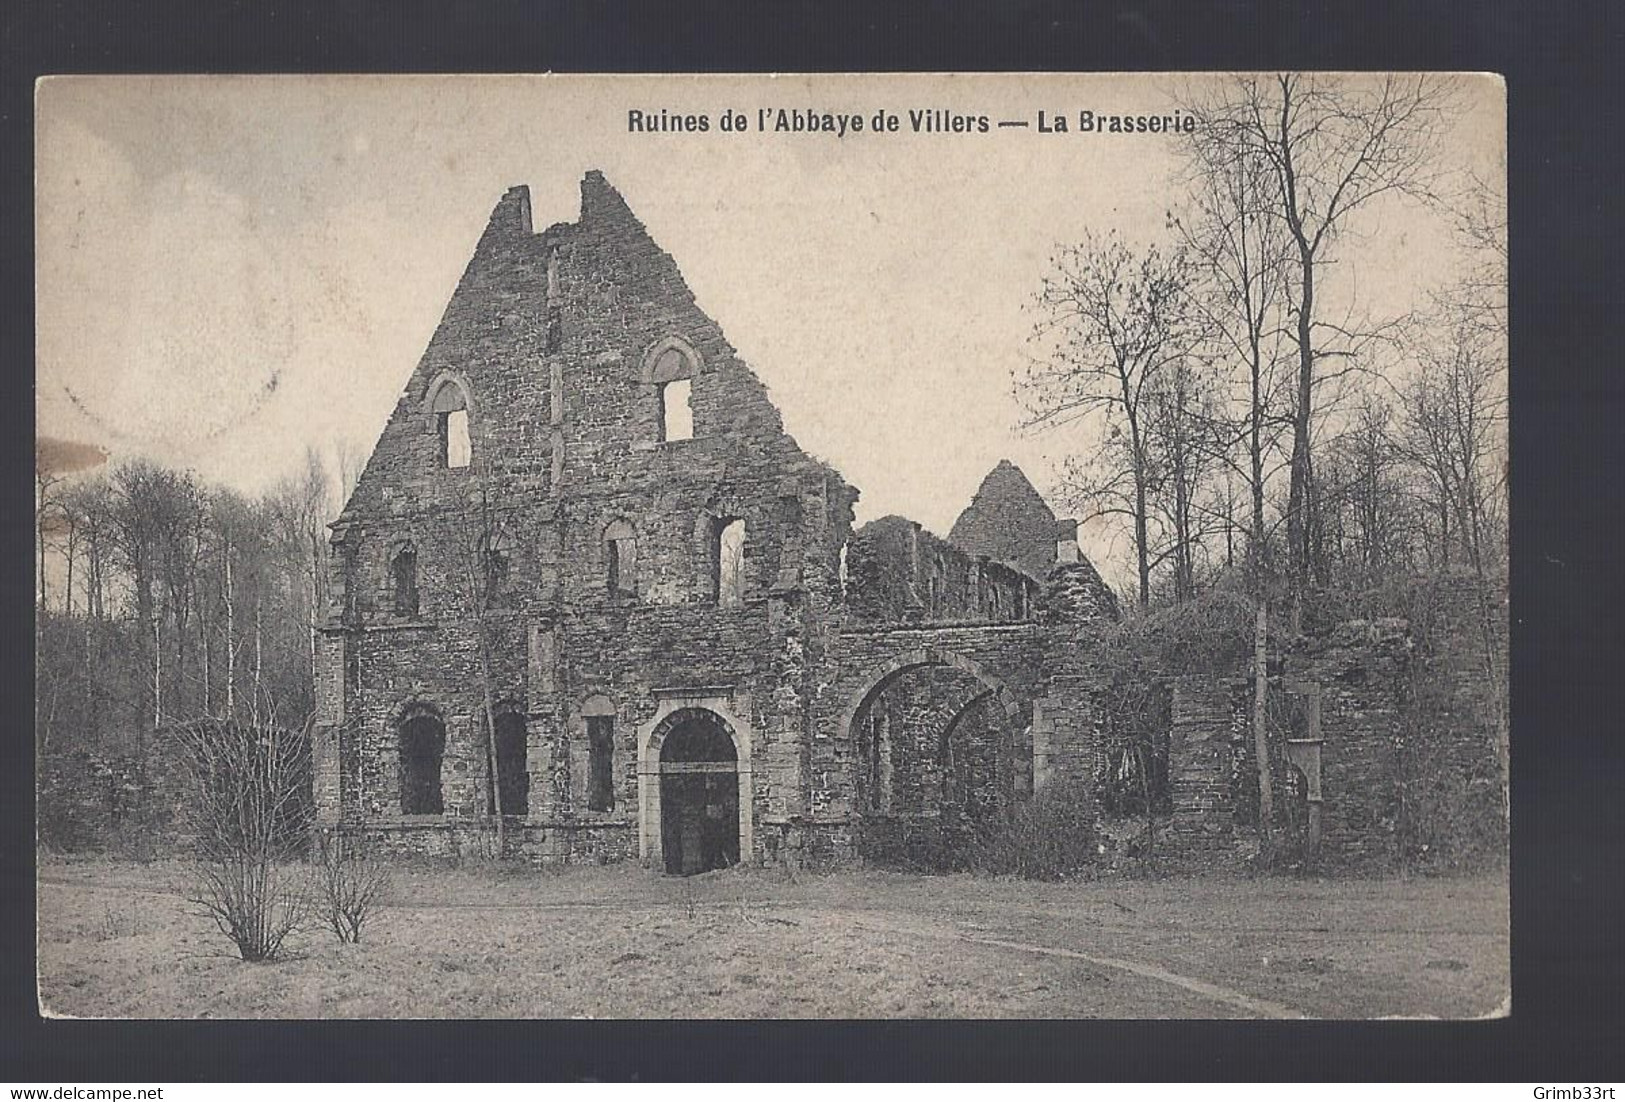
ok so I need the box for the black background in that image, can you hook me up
[2,0,1621,1083]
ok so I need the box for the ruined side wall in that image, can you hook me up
[1167,676,1239,857]
[1283,619,1411,867]
[845,515,1038,624]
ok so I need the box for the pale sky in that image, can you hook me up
[35,74,1504,586]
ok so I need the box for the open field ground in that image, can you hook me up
[37,856,1508,1019]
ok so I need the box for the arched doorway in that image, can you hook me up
[657,708,740,875]
[840,649,1028,870]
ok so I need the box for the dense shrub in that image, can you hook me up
[967,777,1098,880]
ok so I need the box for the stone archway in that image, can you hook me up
[840,648,1029,869]
[837,647,1026,748]
[637,694,754,872]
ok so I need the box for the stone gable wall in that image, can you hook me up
[318,174,858,864]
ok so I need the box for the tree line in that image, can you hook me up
[1016,75,1507,849]
[34,446,348,759]
[1020,74,1505,613]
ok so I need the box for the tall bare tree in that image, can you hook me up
[1172,116,1298,846]
[1184,74,1456,617]
[1021,230,1198,609]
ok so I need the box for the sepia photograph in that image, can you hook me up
[33,72,1508,1020]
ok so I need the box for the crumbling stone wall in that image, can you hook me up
[1167,676,1238,857]
[1284,619,1411,866]
[318,174,859,864]
[37,731,223,854]
[948,459,1066,581]
[845,515,1038,624]
[37,747,182,852]
[315,173,1120,871]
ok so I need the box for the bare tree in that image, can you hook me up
[1184,74,1457,615]
[1142,357,1224,603]
[1172,110,1299,849]
[453,460,512,852]
[1021,230,1199,609]
[175,712,313,961]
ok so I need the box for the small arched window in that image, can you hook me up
[431,381,472,468]
[604,519,638,597]
[714,517,746,606]
[650,345,695,442]
[391,544,419,617]
[480,528,514,606]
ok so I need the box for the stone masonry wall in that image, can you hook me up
[845,515,1038,624]
[1167,675,1237,857]
[319,174,857,864]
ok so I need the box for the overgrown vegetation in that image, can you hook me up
[966,777,1098,881]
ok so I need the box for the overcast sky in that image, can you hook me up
[36,74,1503,584]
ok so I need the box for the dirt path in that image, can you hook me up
[846,912,1311,1019]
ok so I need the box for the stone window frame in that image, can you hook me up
[388,539,420,618]
[423,370,477,470]
[704,514,748,608]
[603,517,640,599]
[640,335,702,444]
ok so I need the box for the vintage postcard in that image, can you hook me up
[34,73,1507,1019]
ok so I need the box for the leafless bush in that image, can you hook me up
[315,830,392,944]
[174,716,313,962]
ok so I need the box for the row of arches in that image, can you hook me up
[842,649,1031,871]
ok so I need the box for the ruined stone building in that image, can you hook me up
[312,172,1122,872]
[313,173,1505,873]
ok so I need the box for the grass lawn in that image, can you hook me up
[36,856,1508,1019]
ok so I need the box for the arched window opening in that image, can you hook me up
[391,545,419,617]
[587,715,615,811]
[399,710,445,815]
[650,344,696,443]
[431,382,472,468]
[714,517,746,606]
[660,379,693,442]
[838,540,849,598]
[605,519,638,597]
[487,712,529,817]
